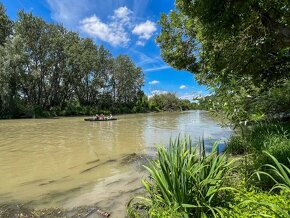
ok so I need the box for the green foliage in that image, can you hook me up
[257,152,290,193]
[148,93,194,112]
[227,124,290,167]
[252,81,290,120]
[128,136,290,217]
[133,93,150,113]
[226,123,290,191]
[127,200,186,218]
[249,124,290,168]
[225,135,249,155]
[179,99,193,111]
[141,138,235,217]
[0,10,145,118]
[148,206,186,218]
[149,93,180,111]
[0,3,12,46]
[226,190,290,217]
[257,138,290,170]
[157,0,290,86]
[157,0,290,125]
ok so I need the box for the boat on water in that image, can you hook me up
[84,118,117,122]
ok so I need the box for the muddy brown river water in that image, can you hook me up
[0,110,232,217]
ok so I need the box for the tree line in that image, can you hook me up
[0,4,145,118]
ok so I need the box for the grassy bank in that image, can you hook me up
[128,123,290,217]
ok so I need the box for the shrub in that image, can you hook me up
[250,124,290,168]
[226,135,249,155]
[226,190,290,217]
[249,124,290,151]
[128,138,290,218]
[257,138,290,169]
[140,138,235,217]
[148,93,187,111]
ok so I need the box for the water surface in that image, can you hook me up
[0,111,232,217]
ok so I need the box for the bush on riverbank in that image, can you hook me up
[128,138,236,217]
[225,123,290,190]
[225,189,290,217]
[128,135,290,217]
[226,123,290,169]
[148,93,194,112]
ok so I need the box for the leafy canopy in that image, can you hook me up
[157,0,290,124]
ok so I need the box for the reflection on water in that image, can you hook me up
[0,110,232,217]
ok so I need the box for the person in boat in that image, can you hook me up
[95,114,100,120]
[107,114,113,120]
[99,114,105,120]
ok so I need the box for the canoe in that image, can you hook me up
[84,118,117,122]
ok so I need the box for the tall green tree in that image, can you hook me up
[157,0,290,124]
[0,3,12,46]
[0,10,145,118]
[112,55,144,105]
[157,0,290,86]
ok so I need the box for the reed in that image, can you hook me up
[142,137,235,217]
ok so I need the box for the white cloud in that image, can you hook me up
[132,20,157,40]
[144,65,171,72]
[112,6,132,25]
[114,6,132,18]
[149,90,168,97]
[179,91,210,101]
[149,80,160,85]
[46,0,101,28]
[49,1,157,47]
[80,7,134,47]
[46,0,152,34]
[179,85,187,90]
[179,93,201,101]
[193,91,211,98]
[152,90,167,95]
[80,15,130,46]
[136,40,145,46]
[80,6,156,47]
[179,94,194,101]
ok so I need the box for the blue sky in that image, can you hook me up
[1,0,208,100]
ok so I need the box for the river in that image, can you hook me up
[0,110,232,217]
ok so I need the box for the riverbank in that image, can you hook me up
[0,108,196,121]
[0,203,111,218]
[0,107,192,120]
[128,121,290,217]
[0,93,195,120]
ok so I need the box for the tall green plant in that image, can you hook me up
[248,152,290,217]
[257,151,290,192]
[142,138,235,217]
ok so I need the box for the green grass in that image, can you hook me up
[225,135,249,155]
[227,123,290,167]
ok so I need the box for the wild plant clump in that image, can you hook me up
[129,138,236,217]
[128,137,290,218]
